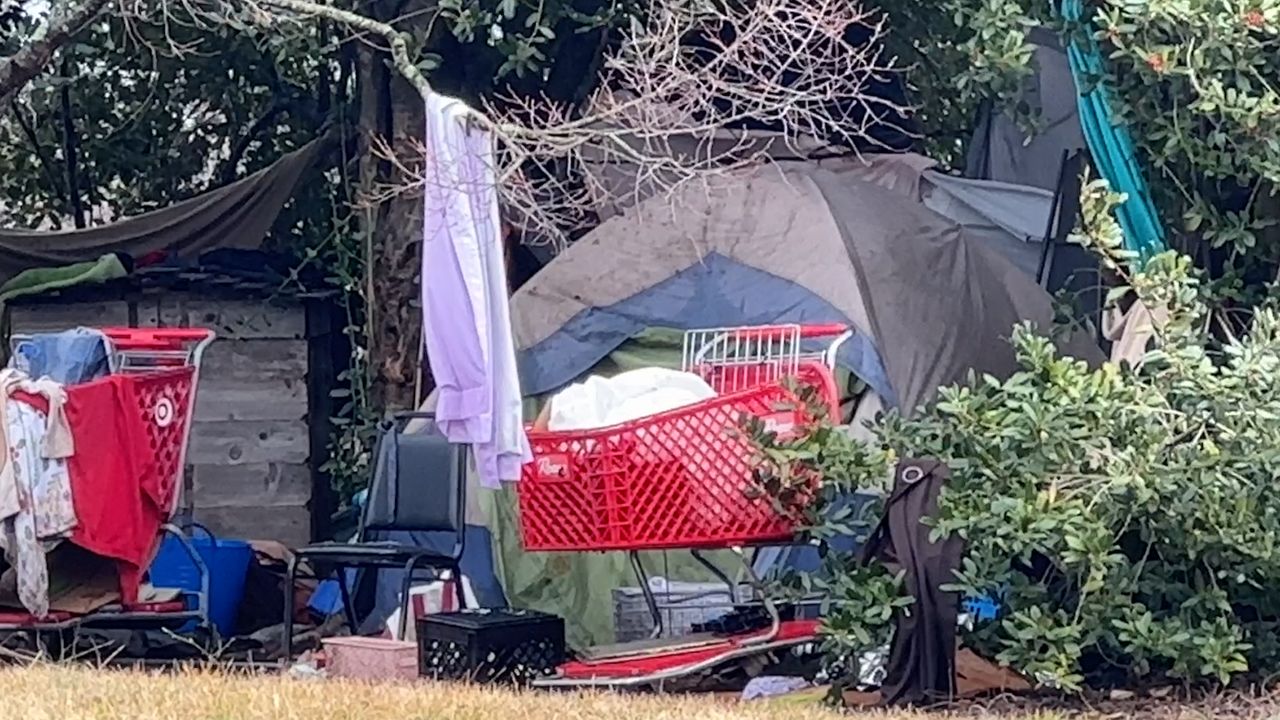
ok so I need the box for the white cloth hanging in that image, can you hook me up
[420,93,530,487]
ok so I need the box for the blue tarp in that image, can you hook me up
[518,253,898,407]
[1060,0,1167,260]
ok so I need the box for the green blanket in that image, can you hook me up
[0,253,127,305]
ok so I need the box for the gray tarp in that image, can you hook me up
[817,153,1057,280]
[965,27,1086,190]
[811,170,1098,412]
[0,139,327,284]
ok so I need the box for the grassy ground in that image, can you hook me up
[0,665,864,720]
[2,664,1279,720]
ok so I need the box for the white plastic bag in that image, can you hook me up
[547,368,716,431]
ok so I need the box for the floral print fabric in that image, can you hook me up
[0,400,76,617]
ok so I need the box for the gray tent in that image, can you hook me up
[514,160,1102,415]
[434,156,1105,647]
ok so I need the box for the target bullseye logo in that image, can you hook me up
[154,396,176,428]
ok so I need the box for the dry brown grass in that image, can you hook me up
[6,664,1280,720]
[0,664,903,720]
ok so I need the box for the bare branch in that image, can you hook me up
[372,0,906,244]
[135,0,907,246]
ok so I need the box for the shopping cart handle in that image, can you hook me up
[729,323,850,340]
[102,327,215,349]
[796,323,850,339]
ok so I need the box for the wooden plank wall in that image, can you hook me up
[9,294,315,547]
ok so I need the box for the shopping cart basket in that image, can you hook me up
[519,324,851,553]
[0,328,216,643]
[517,323,851,688]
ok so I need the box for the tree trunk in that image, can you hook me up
[356,0,428,413]
[59,57,85,228]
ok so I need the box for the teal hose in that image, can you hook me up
[1060,0,1167,260]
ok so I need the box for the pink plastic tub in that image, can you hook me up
[322,637,418,681]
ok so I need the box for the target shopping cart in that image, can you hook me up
[518,323,851,689]
[0,328,216,654]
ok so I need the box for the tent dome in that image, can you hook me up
[512,162,1102,413]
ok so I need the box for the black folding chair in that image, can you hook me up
[282,412,468,660]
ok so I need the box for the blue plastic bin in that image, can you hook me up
[149,526,253,638]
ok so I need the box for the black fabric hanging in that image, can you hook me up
[861,459,965,706]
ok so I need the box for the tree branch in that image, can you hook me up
[8,99,68,207]
[0,0,112,105]
[60,56,86,228]
[251,0,431,100]
[150,0,905,245]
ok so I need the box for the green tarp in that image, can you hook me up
[0,253,127,306]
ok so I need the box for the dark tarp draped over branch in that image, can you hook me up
[0,138,328,285]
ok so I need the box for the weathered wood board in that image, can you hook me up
[191,462,312,509]
[187,419,310,466]
[9,302,131,334]
[194,505,311,548]
[156,297,306,340]
[194,339,308,422]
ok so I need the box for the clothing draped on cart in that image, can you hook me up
[16,374,164,605]
[9,327,111,385]
[64,376,162,603]
[0,387,76,617]
[0,370,75,461]
[861,459,964,706]
[0,371,74,524]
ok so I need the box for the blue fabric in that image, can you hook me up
[307,572,353,616]
[11,328,110,384]
[518,253,899,407]
[1060,0,1166,259]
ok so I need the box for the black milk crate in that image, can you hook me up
[417,608,565,684]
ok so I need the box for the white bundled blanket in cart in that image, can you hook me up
[546,368,716,432]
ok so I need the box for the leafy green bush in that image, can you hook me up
[768,181,1280,691]
[889,0,1279,304]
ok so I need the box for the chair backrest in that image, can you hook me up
[361,416,467,538]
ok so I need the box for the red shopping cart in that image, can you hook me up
[0,328,216,653]
[518,323,851,689]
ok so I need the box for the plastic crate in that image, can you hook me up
[418,609,565,684]
[518,383,810,551]
[613,580,753,642]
